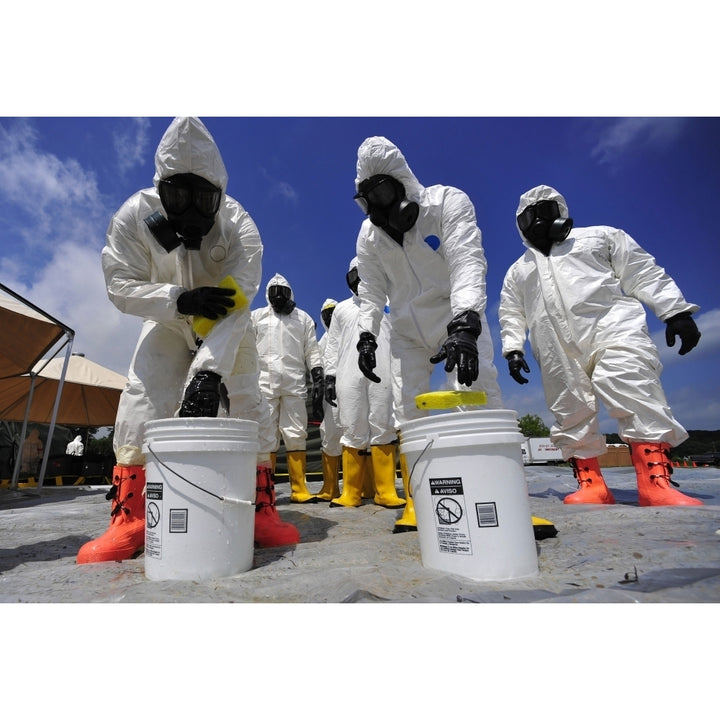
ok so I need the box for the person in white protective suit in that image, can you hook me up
[65,435,84,456]
[353,136,503,532]
[316,297,343,501]
[251,273,325,503]
[77,117,299,565]
[499,184,703,507]
[324,257,405,511]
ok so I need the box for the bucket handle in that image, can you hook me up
[146,444,254,507]
[407,438,434,494]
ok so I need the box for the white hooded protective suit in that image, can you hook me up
[324,258,396,448]
[102,117,268,465]
[499,184,699,459]
[251,273,323,452]
[319,298,343,457]
[66,435,84,456]
[354,137,502,424]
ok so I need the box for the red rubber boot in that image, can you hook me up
[254,465,300,547]
[76,466,146,563]
[631,442,703,506]
[564,457,616,505]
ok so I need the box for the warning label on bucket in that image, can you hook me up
[145,482,163,559]
[429,477,473,555]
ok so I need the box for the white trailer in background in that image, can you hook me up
[521,437,564,465]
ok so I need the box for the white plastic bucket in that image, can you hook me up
[399,409,539,581]
[142,417,259,581]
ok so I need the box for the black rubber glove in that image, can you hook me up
[665,312,701,355]
[429,310,481,387]
[179,371,229,417]
[506,350,530,384]
[177,286,236,320]
[324,374,337,407]
[357,332,381,383]
[310,366,325,421]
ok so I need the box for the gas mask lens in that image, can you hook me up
[268,285,291,302]
[321,306,335,328]
[346,267,360,290]
[517,200,561,232]
[354,175,396,215]
[159,175,222,218]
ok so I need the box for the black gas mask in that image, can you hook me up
[145,173,222,252]
[321,304,335,329]
[354,174,419,244]
[517,200,573,256]
[268,285,295,315]
[346,267,360,296]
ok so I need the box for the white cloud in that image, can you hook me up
[0,119,106,254]
[654,307,720,367]
[113,118,152,177]
[589,117,686,167]
[0,120,138,376]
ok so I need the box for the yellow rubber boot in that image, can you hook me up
[287,450,317,503]
[372,444,406,508]
[330,447,365,508]
[76,466,146,563]
[316,452,341,502]
[270,452,277,474]
[393,453,417,533]
[564,457,616,504]
[361,449,375,499]
[631,442,703,506]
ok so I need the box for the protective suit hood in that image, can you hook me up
[265,273,294,303]
[516,185,570,247]
[153,117,228,195]
[355,137,424,203]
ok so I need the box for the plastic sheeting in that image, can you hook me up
[1,465,718,603]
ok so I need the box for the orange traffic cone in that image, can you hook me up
[631,442,703,506]
[564,457,616,505]
[76,466,146,563]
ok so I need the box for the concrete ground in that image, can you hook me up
[4,461,716,719]
[1,463,718,603]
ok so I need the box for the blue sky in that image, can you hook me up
[2,116,718,433]
[2,5,718,435]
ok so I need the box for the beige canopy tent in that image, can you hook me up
[0,354,127,427]
[0,284,75,489]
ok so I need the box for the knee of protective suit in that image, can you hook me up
[231,341,259,375]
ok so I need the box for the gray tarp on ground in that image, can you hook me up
[1,465,718,603]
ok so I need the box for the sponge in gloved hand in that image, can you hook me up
[192,275,248,338]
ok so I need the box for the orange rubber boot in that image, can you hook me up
[76,466,146,563]
[631,442,703,506]
[564,457,616,505]
[254,465,300,547]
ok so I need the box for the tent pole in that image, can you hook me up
[37,332,75,487]
[10,375,37,491]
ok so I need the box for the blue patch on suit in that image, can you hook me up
[424,235,440,251]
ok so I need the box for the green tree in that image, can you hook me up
[518,413,550,437]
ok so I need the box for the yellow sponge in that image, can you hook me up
[415,390,488,410]
[192,275,249,338]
